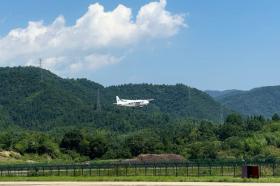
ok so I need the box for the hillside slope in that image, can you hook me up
[215,86,280,117]
[205,90,244,99]
[106,84,229,121]
[0,67,229,130]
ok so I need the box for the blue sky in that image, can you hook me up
[0,0,279,90]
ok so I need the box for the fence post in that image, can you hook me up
[186,163,188,177]
[165,163,167,176]
[175,163,178,177]
[144,164,147,176]
[273,163,275,177]
[197,163,200,177]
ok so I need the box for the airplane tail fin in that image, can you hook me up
[116,96,121,103]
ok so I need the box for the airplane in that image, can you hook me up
[113,96,154,107]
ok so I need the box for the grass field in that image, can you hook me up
[0,176,279,182]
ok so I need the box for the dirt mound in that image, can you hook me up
[0,150,21,159]
[136,154,184,162]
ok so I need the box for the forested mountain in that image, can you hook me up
[210,86,280,117]
[1,67,280,162]
[0,67,229,131]
[205,90,243,99]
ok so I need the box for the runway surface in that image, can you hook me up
[0,182,279,186]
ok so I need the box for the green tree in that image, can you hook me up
[225,113,243,126]
[14,133,59,157]
[88,135,108,159]
[126,130,163,157]
[219,124,243,140]
[60,130,83,151]
[272,113,280,121]
[245,116,265,131]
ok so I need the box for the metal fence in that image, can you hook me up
[0,160,279,177]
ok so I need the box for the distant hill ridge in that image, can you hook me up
[205,90,244,99]
[0,66,229,130]
[206,86,280,117]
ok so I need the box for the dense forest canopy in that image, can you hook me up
[0,67,280,162]
[207,87,280,118]
[0,66,230,130]
[0,113,279,162]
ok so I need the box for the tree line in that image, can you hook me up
[0,113,280,162]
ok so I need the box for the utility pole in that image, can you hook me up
[39,58,43,82]
[220,104,224,124]
[188,86,191,101]
[96,89,101,112]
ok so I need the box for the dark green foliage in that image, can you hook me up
[125,130,163,156]
[219,124,242,140]
[225,113,243,126]
[60,130,83,151]
[103,134,132,159]
[212,86,280,118]
[0,67,230,131]
[0,67,280,161]
[88,133,108,159]
[197,121,217,141]
[14,132,59,157]
[0,131,21,150]
[188,141,220,159]
[0,112,277,161]
[272,113,280,121]
[245,116,265,131]
[218,114,244,140]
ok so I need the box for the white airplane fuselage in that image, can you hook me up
[114,96,153,107]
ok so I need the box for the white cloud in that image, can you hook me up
[0,0,185,75]
[69,54,121,73]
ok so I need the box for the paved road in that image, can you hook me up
[0,182,280,186]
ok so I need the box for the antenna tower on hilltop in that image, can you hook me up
[39,58,43,82]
